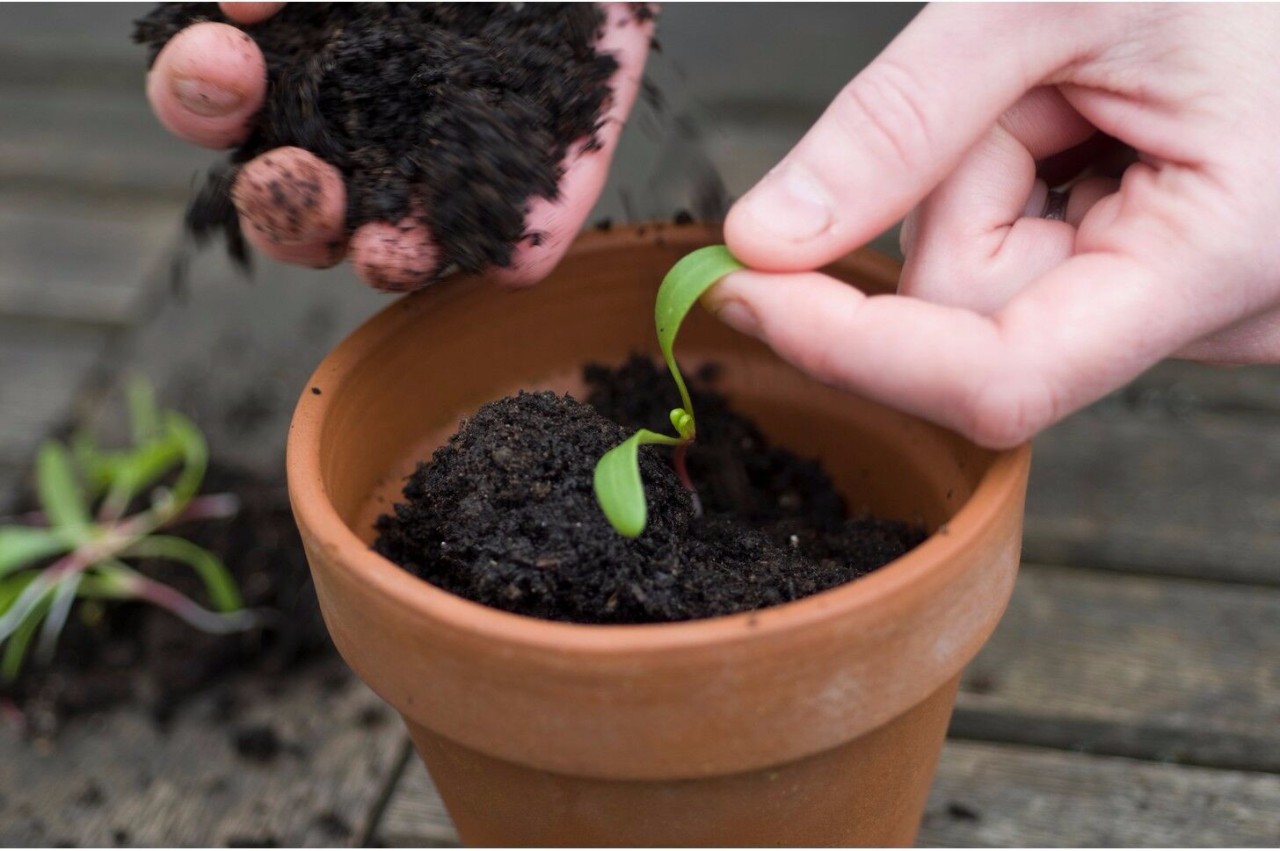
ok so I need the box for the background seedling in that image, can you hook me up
[0,378,252,681]
[593,245,745,538]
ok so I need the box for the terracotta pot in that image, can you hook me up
[287,224,1031,846]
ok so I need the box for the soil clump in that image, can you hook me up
[374,357,926,623]
[134,4,622,283]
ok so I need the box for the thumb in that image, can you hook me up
[725,4,1086,271]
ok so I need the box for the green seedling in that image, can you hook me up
[0,378,252,681]
[593,245,745,538]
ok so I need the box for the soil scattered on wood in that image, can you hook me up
[133,3,623,282]
[374,358,926,623]
[233,723,282,763]
[1,467,332,738]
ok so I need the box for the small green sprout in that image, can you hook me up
[593,245,745,538]
[0,378,253,681]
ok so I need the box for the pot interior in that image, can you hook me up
[311,229,995,559]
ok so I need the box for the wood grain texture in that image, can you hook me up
[374,738,1280,848]
[956,564,1280,770]
[0,3,150,71]
[921,741,1280,847]
[0,87,211,199]
[0,319,110,466]
[1122,360,1280,418]
[1025,404,1280,584]
[0,659,407,847]
[375,758,460,848]
[0,191,178,326]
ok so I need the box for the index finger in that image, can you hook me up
[703,247,1215,448]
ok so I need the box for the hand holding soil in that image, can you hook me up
[138,2,654,290]
[708,4,1280,449]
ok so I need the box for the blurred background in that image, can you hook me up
[1,4,1278,847]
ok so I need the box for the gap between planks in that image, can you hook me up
[371,740,1280,848]
[954,562,1280,772]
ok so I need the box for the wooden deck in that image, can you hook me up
[2,5,1279,846]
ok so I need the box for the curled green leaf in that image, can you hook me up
[593,245,746,539]
[654,244,746,432]
[163,411,209,511]
[122,535,243,612]
[593,429,684,539]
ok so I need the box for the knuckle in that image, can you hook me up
[837,60,937,174]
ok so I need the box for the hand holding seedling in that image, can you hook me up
[595,246,744,538]
[705,4,1280,449]
[144,2,653,290]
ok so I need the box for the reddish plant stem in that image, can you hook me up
[5,492,236,533]
[673,441,703,518]
[171,493,240,525]
[130,576,254,634]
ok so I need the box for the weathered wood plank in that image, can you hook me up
[0,659,408,847]
[0,87,211,199]
[0,319,111,466]
[650,5,919,116]
[0,3,151,71]
[921,741,1280,847]
[1121,360,1280,419]
[955,563,1280,770]
[373,738,1280,848]
[1025,404,1280,584]
[375,759,460,848]
[0,191,179,326]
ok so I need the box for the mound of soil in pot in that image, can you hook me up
[1,467,332,738]
[133,3,623,281]
[374,357,927,624]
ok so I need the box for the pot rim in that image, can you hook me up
[287,224,1032,657]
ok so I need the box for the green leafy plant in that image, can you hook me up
[0,379,252,681]
[593,245,745,538]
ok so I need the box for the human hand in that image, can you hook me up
[708,4,1280,448]
[145,2,654,290]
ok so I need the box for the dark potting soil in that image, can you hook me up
[1,467,333,738]
[374,357,927,624]
[133,3,622,282]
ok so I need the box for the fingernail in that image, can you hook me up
[714,300,761,338]
[739,162,834,242]
[173,77,243,117]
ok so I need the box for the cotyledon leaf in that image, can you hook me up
[593,429,685,539]
[654,244,745,433]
